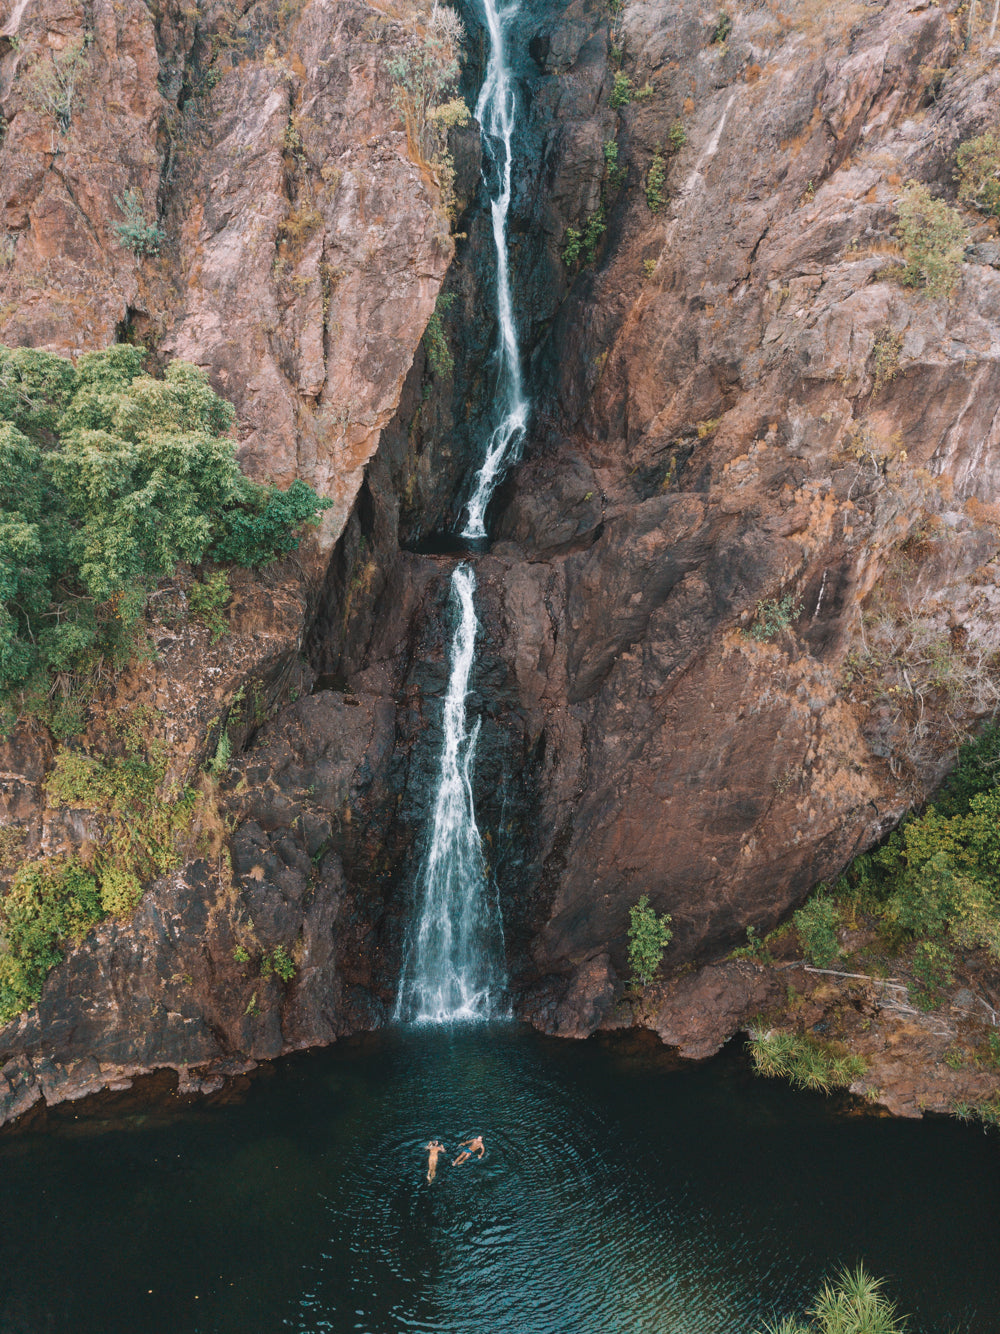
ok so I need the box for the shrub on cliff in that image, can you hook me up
[793,891,841,967]
[627,894,673,985]
[23,38,89,132]
[386,0,467,212]
[0,345,329,719]
[956,127,1000,219]
[0,726,198,1024]
[832,724,1000,1004]
[0,858,103,1023]
[113,188,165,257]
[896,181,967,299]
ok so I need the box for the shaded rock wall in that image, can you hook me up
[0,0,455,1123]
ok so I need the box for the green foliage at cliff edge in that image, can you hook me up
[0,343,329,725]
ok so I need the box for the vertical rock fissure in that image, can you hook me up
[396,0,527,1022]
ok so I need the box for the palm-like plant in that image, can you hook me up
[759,1265,906,1334]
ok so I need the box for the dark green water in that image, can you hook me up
[1,1026,997,1333]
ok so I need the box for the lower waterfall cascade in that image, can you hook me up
[394,565,507,1021]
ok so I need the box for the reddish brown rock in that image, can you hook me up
[637,962,785,1060]
[0,0,453,542]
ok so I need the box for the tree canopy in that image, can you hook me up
[0,344,329,710]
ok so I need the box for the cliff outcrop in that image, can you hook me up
[501,0,1000,1031]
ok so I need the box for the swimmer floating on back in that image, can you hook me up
[426,1140,445,1183]
[453,1135,485,1166]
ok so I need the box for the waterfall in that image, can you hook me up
[395,565,507,1022]
[396,0,526,1023]
[461,0,528,539]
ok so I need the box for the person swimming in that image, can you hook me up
[452,1135,485,1166]
[425,1140,445,1183]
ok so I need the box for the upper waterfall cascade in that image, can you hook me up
[461,0,528,539]
[396,0,526,1022]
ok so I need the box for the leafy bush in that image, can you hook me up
[45,743,196,885]
[833,724,1000,997]
[113,188,165,257]
[646,149,666,212]
[0,345,329,716]
[710,11,733,43]
[794,892,841,967]
[909,938,955,1009]
[934,721,1000,816]
[747,1027,867,1094]
[627,893,673,985]
[423,291,455,378]
[0,858,102,1023]
[610,71,633,109]
[668,121,686,151]
[264,944,297,981]
[562,208,606,268]
[562,226,583,266]
[581,208,606,263]
[189,570,231,644]
[603,138,627,190]
[0,732,198,1023]
[749,594,801,641]
[956,128,1000,219]
[757,1265,906,1334]
[896,181,967,299]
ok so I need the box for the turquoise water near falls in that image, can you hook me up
[1,1026,997,1334]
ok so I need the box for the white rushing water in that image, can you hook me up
[395,565,507,1022]
[397,0,527,1022]
[461,0,528,539]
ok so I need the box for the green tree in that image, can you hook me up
[896,181,968,299]
[0,346,329,716]
[628,893,673,985]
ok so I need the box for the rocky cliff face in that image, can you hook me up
[315,0,1000,1039]
[0,0,454,1121]
[4,0,1000,1126]
[0,0,452,534]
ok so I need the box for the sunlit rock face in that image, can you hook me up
[0,0,453,541]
